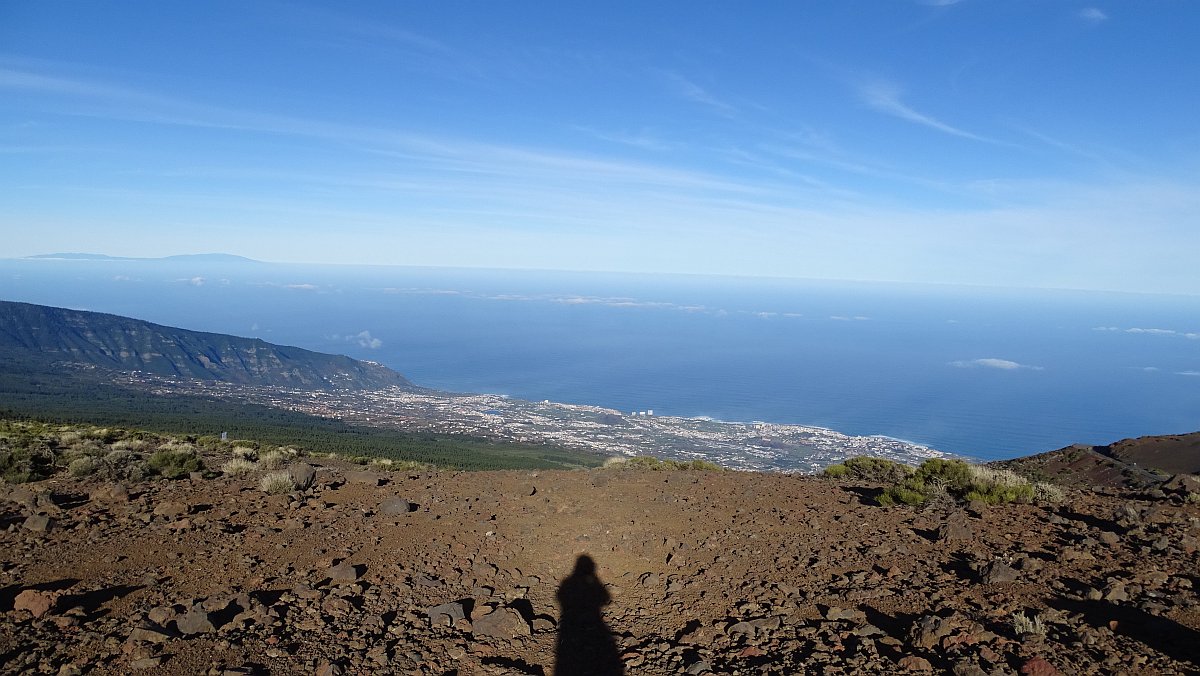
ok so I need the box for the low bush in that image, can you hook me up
[822,456,914,483]
[623,456,723,471]
[368,457,435,472]
[1011,611,1045,637]
[260,471,296,494]
[68,456,98,477]
[1032,481,1066,504]
[877,458,1036,507]
[222,458,256,477]
[257,450,286,470]
[148,448,204,479]
[231,445,258,461]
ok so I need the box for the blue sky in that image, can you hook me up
[1,1,1198,293]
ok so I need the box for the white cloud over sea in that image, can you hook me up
[352,330,383,349]
[1094,326,1200,339]
[950,358,1043,371]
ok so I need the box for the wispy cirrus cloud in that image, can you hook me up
[1079,8,1108,24]
[572,125,675,152]
[859,81,997,144]
[951,358,1043,371]
[661,71,737,117]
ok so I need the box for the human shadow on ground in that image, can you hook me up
[554,555,624,676]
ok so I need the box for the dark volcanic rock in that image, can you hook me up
[380,498,415,515]
[288,463,316,490]
[472,606,531,639]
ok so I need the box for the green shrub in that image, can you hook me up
[823,463,850,478]
[623,456,723,471]
[148,448,203,479]
[0,443,55,483]
[68,456,98,477]
[877,458,1036,508]
[823,456,913,483]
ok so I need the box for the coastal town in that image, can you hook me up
[124,375,956,472]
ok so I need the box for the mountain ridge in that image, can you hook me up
[0,300,411,391]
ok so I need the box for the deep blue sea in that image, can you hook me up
[4,258,1199,460]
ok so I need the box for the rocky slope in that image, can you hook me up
[2,450,1199,675]
[0,301,412,391]
[998,432,1200,491]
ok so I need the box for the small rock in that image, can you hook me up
[153,501,189,518]
[380,498,415,515]
[939,513,973,542]
[176,607,216,635]
[980,560,1019,585]
[22,514,53,532]
[288,463,316,490]
[1102,582,1129,602]
[14,589,56,617]
[128,627,171,644]
[1020,656,1059,676]
[727,621,756,638]
[910,615,955,649]
[898,655,934,671]
[1164,474,1200,495]
[89,483,130,503]
[344,471,382,486]
[471,606,530,639]
[426,601,466,626]
[824,606,867,623]
[130,657,163,670]
[328,561,363,583]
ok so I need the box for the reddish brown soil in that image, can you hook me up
[3,457,1199,675]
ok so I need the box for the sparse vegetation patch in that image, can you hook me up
[619,456,724,471]
[260,471,296,494]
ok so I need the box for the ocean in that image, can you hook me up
[4,257,1199,460]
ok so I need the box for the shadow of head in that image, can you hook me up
[555,555,624,676]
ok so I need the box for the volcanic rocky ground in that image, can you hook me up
[3,457,1200,675]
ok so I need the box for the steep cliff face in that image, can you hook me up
[0,300,413,390]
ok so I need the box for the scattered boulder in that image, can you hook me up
[176,606,216,635]
[89,483,130,503]
[910,615,956,649]
[472,606,530,639]
[1163,474,1200,495]
[344,471,382,486]
[380,498,415,515]
[22,514,53,532]
[980,560,1019,585]
[153,501,189,518]
[1020,656,1060,676]
[426,601,467,626]
[898,655,934,671]
[288,463,316,490]
[939,513,973,542]
[327,561,363,583]
[14,589,57,617]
